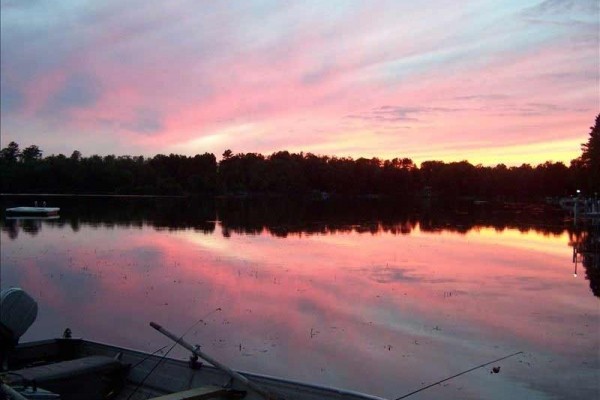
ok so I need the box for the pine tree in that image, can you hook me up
[580,114,600,192]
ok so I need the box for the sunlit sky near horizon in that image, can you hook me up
[1,0,598,166]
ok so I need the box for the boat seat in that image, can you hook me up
[149,385,245,400]
[6,355,125,384]
[4,355,128,400]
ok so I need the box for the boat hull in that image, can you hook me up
[5,207,60,216]
[4,339,387,400]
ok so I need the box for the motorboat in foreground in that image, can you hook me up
[0,288,386,400]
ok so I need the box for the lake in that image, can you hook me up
[0,196,598,400]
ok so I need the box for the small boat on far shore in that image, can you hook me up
[5,206,60,216]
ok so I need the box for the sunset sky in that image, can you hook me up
[1,0,598,166]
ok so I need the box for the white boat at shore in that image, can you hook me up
[5,207,60,216]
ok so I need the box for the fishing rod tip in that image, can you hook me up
[150,321,162,330]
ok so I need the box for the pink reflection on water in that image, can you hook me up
[1,222,598,399]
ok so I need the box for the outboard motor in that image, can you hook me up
[0,288,38,365]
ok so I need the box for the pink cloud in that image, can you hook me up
[1,1,597,164]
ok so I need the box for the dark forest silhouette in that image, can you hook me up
[1,114,598,198]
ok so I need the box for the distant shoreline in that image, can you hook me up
[0,193,186,198]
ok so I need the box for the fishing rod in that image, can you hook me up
[126,307,222,400]
[150,321,277,400]
[394,351,523,400]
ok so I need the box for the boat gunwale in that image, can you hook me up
[14,339,389,400]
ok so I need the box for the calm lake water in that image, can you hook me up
[1,196,598,400]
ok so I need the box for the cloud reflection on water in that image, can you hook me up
[0,198,598,399]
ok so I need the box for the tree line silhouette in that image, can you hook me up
[0,195,565,238]
[1,114,598,198]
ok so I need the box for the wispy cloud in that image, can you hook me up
[522,0,599,23]
[347,106,464,123]
[0,0,597,164]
